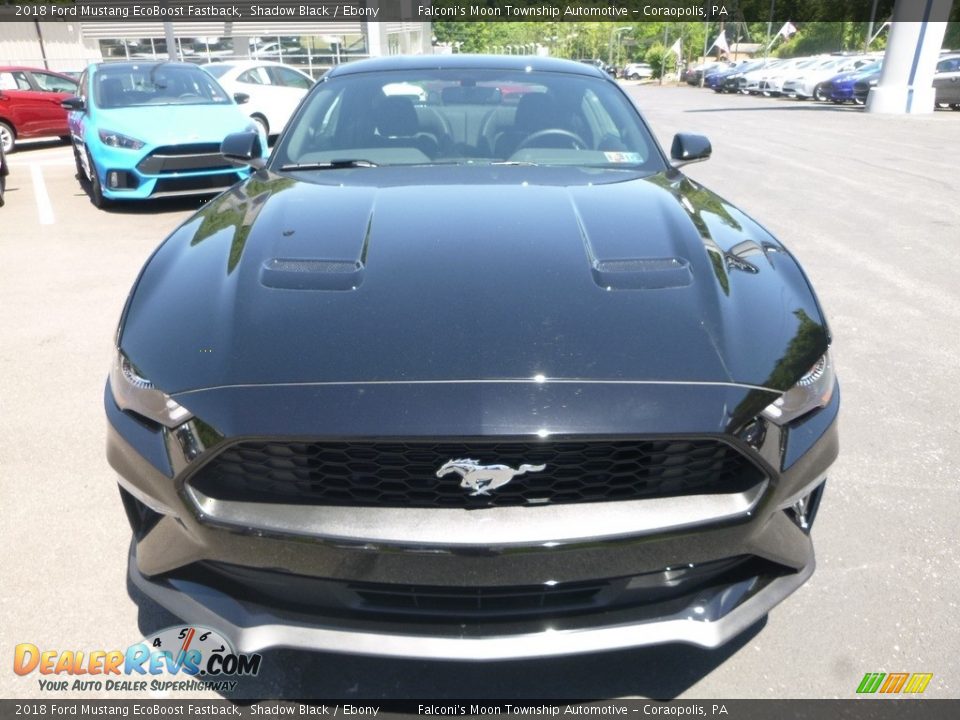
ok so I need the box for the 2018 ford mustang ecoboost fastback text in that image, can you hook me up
[107,55,839,660]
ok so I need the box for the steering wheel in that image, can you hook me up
[517,128,587,151]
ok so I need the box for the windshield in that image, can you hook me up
[201,64,232,79]
[94,64,233,109]
[272,68,665,172]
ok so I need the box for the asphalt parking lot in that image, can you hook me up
[1,84,958,701]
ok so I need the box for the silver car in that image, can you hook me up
[934,54,960,109]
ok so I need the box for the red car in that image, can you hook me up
[0,66,78,153]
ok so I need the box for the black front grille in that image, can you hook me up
[137,144,231,174]
[350,579,609,617]
[188,438,764,509]
[174,555,789,623]
[153,173,239,194]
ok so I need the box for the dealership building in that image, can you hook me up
[0,19,432,77]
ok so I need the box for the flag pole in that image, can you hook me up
[660,23,668,86]
[701,20,709,87]
[864,0,880,52]
[765,0,775,60]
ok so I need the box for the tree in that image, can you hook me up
[644,44,675,79]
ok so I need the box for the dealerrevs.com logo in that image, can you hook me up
[856,672,934,695]
[14,626,262,693]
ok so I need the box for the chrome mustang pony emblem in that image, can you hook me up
[436,459,547,496]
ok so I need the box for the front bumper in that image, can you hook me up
[827,85,856,102]
[128,541,815,659]
[109,381,838,659]
[90,142,246,200]
[782,81,813,98]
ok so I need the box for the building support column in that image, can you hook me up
[866,0,952,115]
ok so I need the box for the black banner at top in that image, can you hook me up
[2,700,960,719]
[0,0,956,23]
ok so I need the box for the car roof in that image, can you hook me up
[0,66,74,77]
[326,54,607,79]
[202,59,303,71]
[90,61,205,73]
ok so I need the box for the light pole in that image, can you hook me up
[608,26,632,67]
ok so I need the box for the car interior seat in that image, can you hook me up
[373,96,440,159]
[99,76,126,107]
[493,93,564,158]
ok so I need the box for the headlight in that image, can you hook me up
[98,129,145,150]
[110,350,192,428]
[762,351,836,425]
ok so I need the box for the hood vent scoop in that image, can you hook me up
[591,257,692,291]
[261,258,364,291]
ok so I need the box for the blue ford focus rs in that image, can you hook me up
[64,62,265,207]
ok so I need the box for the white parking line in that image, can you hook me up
[9,159,74,167]
[30,164,55,225]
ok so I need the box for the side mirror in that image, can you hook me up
[233,92,250,105]
[61,96,86,112]
[221,131,265,170]
[670,133,712,167]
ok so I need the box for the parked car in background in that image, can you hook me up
[578,58,617,77]
[685,61,729,85]
[822,61,882,104]
[782,55,877,100]
[0,140,7,206]
[853,70,883,105]
[708,60,764,92]
[721,58,780,93]
[250,38,306,63]
[202,61,314,137]
[738,59,786,94]
[622,62,653,80]
[933,54,960,109]
[64,61,264,207]
[699,62,735,87]
[755,57,826,96]
[0,66,78,153]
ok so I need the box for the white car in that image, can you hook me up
[739,59,787,93]
[622,63,653,80]
[782,55,877,100]
[202,61,314,137]
[746,56,822,96]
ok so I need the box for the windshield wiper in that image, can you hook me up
[279,159,378,171]
[490,160,540,166]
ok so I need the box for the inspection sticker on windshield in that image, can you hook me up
[604,152,642,163]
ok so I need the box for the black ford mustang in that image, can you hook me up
[108,55,838,659]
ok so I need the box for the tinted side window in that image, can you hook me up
[31,72,77,93]
[269,67,312,90]
[238,69,266,85]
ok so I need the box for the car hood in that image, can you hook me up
[95,104,252,145]
[120,168,828,400]
[828,67,878,84]
[788,65,843,82]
